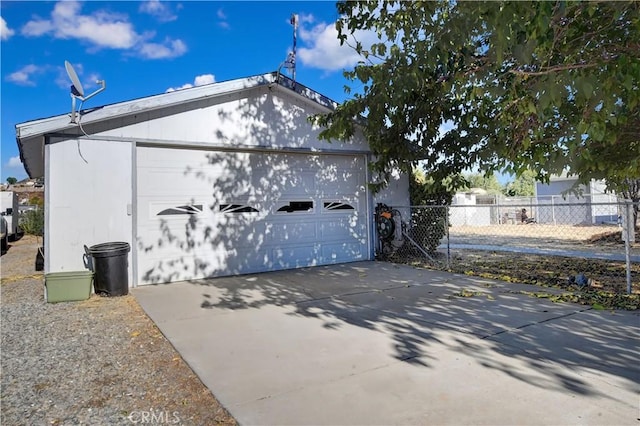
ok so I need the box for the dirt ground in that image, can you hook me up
[1,235,237,425]
[448,224,640,256]
[450,224,621,241]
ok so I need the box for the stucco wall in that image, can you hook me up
[46,138,133,280]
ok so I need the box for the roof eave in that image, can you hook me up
[15,72,342,178]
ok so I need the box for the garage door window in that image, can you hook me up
[276,201,314,213]
[157,205,203,216]
[323,201,355,211]
[219,204,259,213]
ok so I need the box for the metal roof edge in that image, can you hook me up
[16,72,340,141]
[274,73,338,111]
[16,73,276,140]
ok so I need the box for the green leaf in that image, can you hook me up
[314,1,640,193]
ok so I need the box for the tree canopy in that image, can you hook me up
[504,170,537,196]
[6,177,17,185]
[314,1,639,192]
[463,173,503,195]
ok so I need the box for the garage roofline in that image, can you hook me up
[16,72,338,141]
[16,72,340,178]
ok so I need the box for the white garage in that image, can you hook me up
[16,73,409,286]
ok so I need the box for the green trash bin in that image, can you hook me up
[45,270,93,303]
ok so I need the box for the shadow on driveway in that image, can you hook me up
[134,261,639,425]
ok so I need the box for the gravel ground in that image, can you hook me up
[1,235,237,425]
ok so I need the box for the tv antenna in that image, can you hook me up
[277,14,299,86]
[64,60,106,124]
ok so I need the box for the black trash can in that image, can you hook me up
[85,242,130,296]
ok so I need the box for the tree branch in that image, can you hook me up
[510,62,602,76]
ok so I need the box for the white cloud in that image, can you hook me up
[194,74,215,86]
[6,64,42,86]
[139,38,187,59]
[21,1,187,60]
[21,19,53,37]
[298,21,378,72]
[85,72,101,85]
[22,1,140,48]
[298,13,315,25]
[216,8,229,29]
[165,83,193,92]
[4,156,26,181]
[139,0,178,23]
[7,156,22,168]
[1,17,15,40]
[166,74,216,93]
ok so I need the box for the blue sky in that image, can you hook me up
[1,1,370,182]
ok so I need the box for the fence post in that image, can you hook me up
[445,205,451,270]
[623,201,634,294]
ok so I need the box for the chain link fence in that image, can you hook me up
[378,201,639,295]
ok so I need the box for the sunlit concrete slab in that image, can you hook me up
[133,261,639,426]
[148,302,407,407]
[236,345,634,426]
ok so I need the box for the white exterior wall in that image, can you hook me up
[536,178,588,224]
[535,178,582,198]
[374,170,410,206]
[535,178,617,224]
[451,193,476,226]
[46,138,132,279]
[589,179,618,224]
[95,87,369,153]
[449,193,493,226]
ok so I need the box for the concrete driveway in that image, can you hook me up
[133,261,639,425]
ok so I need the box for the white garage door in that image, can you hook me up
[136,146,370,284]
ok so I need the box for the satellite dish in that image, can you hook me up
[63,60,106,124]
[64,60,85,97]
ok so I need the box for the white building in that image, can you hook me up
[535,174,618,225]
[450,189,493,226]
[16,73,408,286]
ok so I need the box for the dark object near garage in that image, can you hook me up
[35,246,44,271]
[85,242,130,296]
